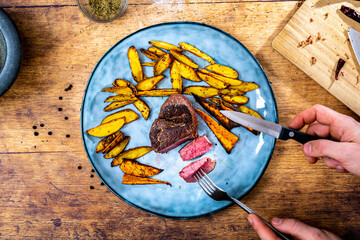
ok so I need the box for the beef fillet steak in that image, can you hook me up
[149,94,198,153]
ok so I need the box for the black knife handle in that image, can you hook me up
[279,127,318,144]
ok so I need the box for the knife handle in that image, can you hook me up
[279,127,318,144]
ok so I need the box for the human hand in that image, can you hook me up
[289,104,360,177]
[247,214,341,240]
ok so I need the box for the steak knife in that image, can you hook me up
[347,27,360,65]
[220,110,318,144]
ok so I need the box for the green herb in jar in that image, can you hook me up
[89,0,123,20]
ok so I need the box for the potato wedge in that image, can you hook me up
[197,72,229,89]
[221,95,249,105]
[112,79,137,95]
[154,53,172,76]
[219,88,245,96]
[102,131,124,154]
[193,94,239,130]
[104,100,136,112]
[95,131,122,153]
[170,50,199,68]
[127,46,143,83]
[133,98,150,120]
[238,105,263,119]
[170,61,182,92]
[101,109,139,125]
[140,49,160,61]
[104,136,130,159]
[120,159,163,177]
[176,61,202,82]
[111,146,153,167]
[104,95,138,103]
[205,64,238,79]
[209,97,237,111]
[228,82,259,92]
[87,117,126,138]
[149,41,182,51]
[101,86,135,95]
[195,109,238,154]
[148,46,166,56]
[136,89,179,97]
[135,75,165,91]
[122,174,172,186]
[198,69,242,85]
[141,62,156,67]
[178,42,215,64]
[182,86,219,98]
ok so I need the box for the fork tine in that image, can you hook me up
[199,168,218,191]
[194,171,213,196]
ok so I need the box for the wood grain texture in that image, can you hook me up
[273,0,360,115]
[0,0,359,239]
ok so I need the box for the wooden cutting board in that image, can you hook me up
[272,0,360,116]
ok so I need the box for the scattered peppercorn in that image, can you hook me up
[78,166,82,170]
[33,126,37,129]
[64,117,69,120]
[66,134,70,138]
[90,186,94,190]
[48,131,52,135]
[40,124,44,127]
[34,132,39,136]
[59,96,63,100]
[58,108,63,111]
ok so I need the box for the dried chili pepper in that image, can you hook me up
[340,5,360,23]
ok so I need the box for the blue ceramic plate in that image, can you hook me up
[81,22,278,219]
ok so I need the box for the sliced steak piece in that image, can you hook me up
[179,157,216,183]
[149,94,198,153]
[179,134,212,161]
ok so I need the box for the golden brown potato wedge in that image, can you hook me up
[87,117,126,138]
[140,49,160,61]
[120,159,163,177]
[141,62,156,67]
[192,94,239,130]
[228,82,259,92]
[136,89,179,97]
[209,97,237,111]
[101,86,135,95]
[104,136,130,159]
[219,88,245,96]
[176,61,202,82]
[195,109,239,154]
[95,131,122,153]
[149,41,182,52]
[148,46,166,56]
[182,86,219,98]
[111,146,153,167]
[112,79,137,94]
[205,64,238,79]
[101,109,139,125]
[122,174,172,186]
[127,46,144,83]
[104,100,136,112]
[154,53,172,76]
[170,61,182,92]
[178,42,215,64]
[221,95,249,105]
[197,72,229,89]
[133,98,150,120]
[198,69,242,85]
[170,50,199,68]
[238,105,263,119]
[104,95,138,103]
[135,75,165,91]
[102,131,124,154]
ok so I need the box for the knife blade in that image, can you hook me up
[347,27,360,65]
[220,110,318,144]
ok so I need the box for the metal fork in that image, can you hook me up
[194,168,290,240]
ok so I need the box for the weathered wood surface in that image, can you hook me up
[0,0,359,239]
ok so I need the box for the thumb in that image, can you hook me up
[271,218,321,239]
[303,140,346,162]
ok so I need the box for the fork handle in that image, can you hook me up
[230,197,291,240]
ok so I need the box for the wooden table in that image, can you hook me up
[0,0,359,239]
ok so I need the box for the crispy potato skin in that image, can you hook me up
[135,75,165,91]
[104,95,138,103]
[136,89,179,97]
[122,174,172,186]
[148,46,166,56]
[197,72,229,89]
[209,97,237,111]
[195,109,239,154]
[95,131,121,153]
[102,132,124,154]
[205,64,239,79]
[133,99,150,120]
[198,69,242,85]
[141,62,156,67]
[170,50,199,68]
[228,82,259,92]
[87,118,126,138]
[140,49,160,61]
[104,100,136,112]
[176,61,202,82]
[127,46,144,83]
[120,159,163,177]
[154,53,172,76]
[104,136,130,159]
[220,95,249,105]
[179,42,215,64]
[170,61,182,92]
[149,41,182,51]
[101,109,139,125]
